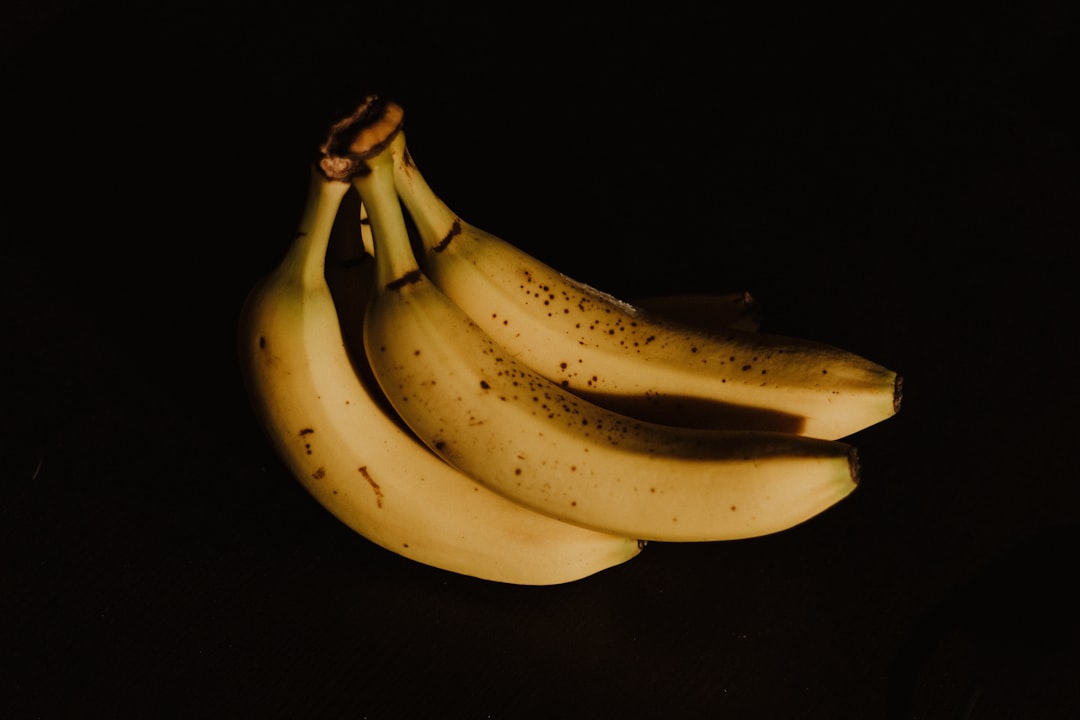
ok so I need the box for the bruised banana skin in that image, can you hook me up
[372,103,900,440]
[348,120,860,542]
[237,167,640,585]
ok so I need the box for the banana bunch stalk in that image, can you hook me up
[238,96,901,584]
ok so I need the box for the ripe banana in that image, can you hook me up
[237,165,641,585]
[367,99,900,440]
[342,107,860,542]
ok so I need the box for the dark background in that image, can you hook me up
[4,2,1079,718]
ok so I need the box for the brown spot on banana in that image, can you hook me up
[299,428,314,455]
[433,219,462,252]
[386,269,422,290]
[358,466,384,508]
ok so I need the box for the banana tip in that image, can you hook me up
[893,374,904,413]
[849,447,861,486]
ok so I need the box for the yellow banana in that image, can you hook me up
[349,98,901,439]
[237,165,640,585]
[344,110,860,542]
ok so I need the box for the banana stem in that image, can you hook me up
[280,168,351,290]
[392,146,459,250]
[318,96,404,181]
[318,96,418,287]
[350,145,420,288]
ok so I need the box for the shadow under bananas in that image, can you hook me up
[563,387,807,435]
[323,190,404,428]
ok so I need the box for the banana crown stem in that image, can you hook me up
[282,168,351,289]
[319,96,419,288]
[318,96,405,181]
[351,144,419,288]
[393,146,459,248]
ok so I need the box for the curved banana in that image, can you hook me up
[359,99,900,440]
[343,111,860,542]
[237,165,641,585]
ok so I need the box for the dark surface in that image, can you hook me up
[4,3,1079,718]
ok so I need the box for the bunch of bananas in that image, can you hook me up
[238,96,902,585]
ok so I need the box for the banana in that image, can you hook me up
[237,165,641,585]
[358,98,900,440]
[342,106,860,542]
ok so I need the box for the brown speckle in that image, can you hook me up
[386,269,422,290]
[358,466,383,508]
[433,219,462,252]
